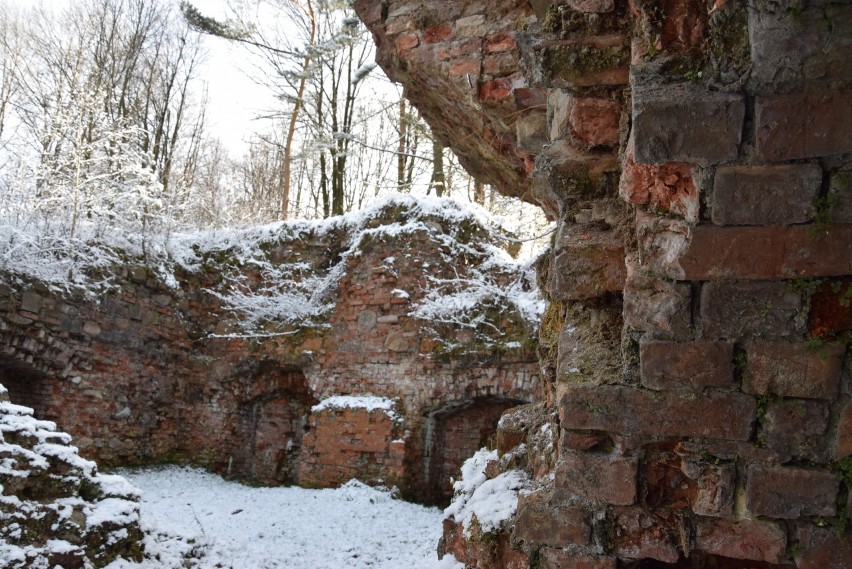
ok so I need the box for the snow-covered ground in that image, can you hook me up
[106,466,464,569]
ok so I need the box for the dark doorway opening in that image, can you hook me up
[0,356,52,418]
[234,366,317,485]
[424,397,524,505]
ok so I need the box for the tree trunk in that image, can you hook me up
[429,138,445,197]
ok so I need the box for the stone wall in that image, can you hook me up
[353,0,851,566]
[0,199,541,502]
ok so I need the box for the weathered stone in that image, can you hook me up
[639,341,733,391]
[620,143,697,222]
[516,112,548,154]
[749,3,852,89]
[712,164,822,226]
[632,84,744,166]
[539,550,616,569]
[555,451,637,505]
[700,281,803,340]
[623,255,692,340]
[746,464,838,519]
[569,97,621,148]
[690,461,736,518]
[743,341,844,400]
[795,526,852,569]
[548,225,626,300]
[20,291,43,314]
[544,38,630,88]
[829,169,852,224]
[756,90,852,161]
[695,518,786,563]
[558,385,756,441]
[611,506,680,564]
[835,399,852,459]
[513,490,591,547]
[634,211,691,280]
[680,225,852,280]
[762,398,830,463]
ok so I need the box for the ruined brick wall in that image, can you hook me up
[0,201,540,501]
[354,0,851,566]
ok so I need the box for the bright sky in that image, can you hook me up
[190,0,281,155]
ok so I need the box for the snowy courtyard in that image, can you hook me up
[106,466,463,569]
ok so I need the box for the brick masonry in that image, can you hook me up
[0,205,540,503]
[353,0,852,567]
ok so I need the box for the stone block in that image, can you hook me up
[544,38,630,88]
[712,164,822,226]
[454,15,486,38]
[829,170,852,224]
[516,112,548,154]
[762,398,830,463]
[680,225,852,281]
[632,84,744,166]
[555,451,637,505]
[836,400,852,459]
[513,490,591,547]
[695,518,786,563]
[634,211,691,280]
[484,33,516,54]
[565,0,614,13]
[746,464,838,519]
[699,281,803,340]
[20,291,43,314]
[743,341,844,400]
[540,550,616,569]
[749,3,852,89]
[639,341,733,391]
[794,526,852,569]
[756,89,852,161]
[611,507,680,564]
[559,385,756,441]
[690,461,736,518]
[548,226,626,301]
[619,147,697,222]
[423,23,453,44]
[623,255,692,340]
[569,97,621,148]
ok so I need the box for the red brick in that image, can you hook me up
[743,341,844,400]
[700,281,803,340]
[762,398,830,462]
[569,97,621,148]
[539,550,616,569]
[514,490,590,547]
[681,225,852,281]
[746,465,838,519]
[639,341,733,391]
[712,164,822,226]
[619,148,697,221]
[423,23,452,44]
[633,84,744,166]
[483,52,516,76]
[756,89,852,161]
[559,385,756,441]
[483,32,516,54]
[395,33,419,51]
[695,518,786,563]
[555,451,637,505]
[611,507,680,563]
[548,226,626,301]
[478,78,512,101]
[448,59,480,77]
[795,526,852,569]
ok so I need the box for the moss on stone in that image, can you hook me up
[545,43,629,85]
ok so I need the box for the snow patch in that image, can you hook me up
[312,395,399,421]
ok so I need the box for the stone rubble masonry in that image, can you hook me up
[0,205,540,504]
[639,340,733,391]
[746,464,839,519]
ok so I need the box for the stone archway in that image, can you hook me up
[424,397,526,505]
[232,366,317,485]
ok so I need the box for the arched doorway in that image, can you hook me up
[424,397,525,505]
[0,356,52,418]
[233,366,317,485]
